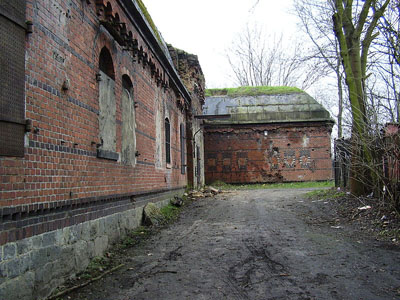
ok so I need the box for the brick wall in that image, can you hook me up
[204,122,333,184]
[0,0,191,245]
[0,0,205,298]
[167,46,206,188]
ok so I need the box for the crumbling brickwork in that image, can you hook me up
[168,46,206,188]
[203,89,333,184]
[204,123,333,184]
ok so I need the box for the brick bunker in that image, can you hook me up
[203,88,334,184]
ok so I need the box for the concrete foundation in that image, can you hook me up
[0,189,182,300]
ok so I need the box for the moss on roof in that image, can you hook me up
[136,0,163,45]
[205,86,303,97]
[203,89,334,124]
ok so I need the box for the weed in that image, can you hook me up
[305,188,345,199]
[160,204,180,222]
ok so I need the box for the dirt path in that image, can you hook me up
[63,189,400,300]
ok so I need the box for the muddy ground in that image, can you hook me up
[59,188,400,300]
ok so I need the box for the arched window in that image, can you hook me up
[165,118,171,164]
[99,47,115,79]
[97,46,118,160]
[121,75,136,166]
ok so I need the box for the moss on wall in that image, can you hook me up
[205,86,303,97]
[136,0,163,44]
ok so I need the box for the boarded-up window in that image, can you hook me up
[165,118,170,164]
[0,1,27,157]
[196,145,201,185]
[180,123,185,174]
[97,47,118,160]
[121,75,136,166]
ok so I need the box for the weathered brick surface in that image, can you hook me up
[168,46,206,188]
[204,123,333,184]
[0,0,206,248]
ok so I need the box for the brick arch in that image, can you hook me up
[122,74,133,91]
[94,0,169,89]
[99,46,115,80]
[92,30,115,69]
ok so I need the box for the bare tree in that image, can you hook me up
[293,0,399,210]
[226,23,323,90]
[375,0,400,121]
[331,0,391,196]
[294,0,346,138]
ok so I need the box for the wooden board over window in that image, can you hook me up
[0,1,26,157]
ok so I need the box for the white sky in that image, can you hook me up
[143,0,299,88]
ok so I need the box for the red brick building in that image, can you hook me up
[0,1,204,298]
[203,88,334,184]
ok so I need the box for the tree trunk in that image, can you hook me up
[332,0,390,195]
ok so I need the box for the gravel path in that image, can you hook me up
[63,188,400,300]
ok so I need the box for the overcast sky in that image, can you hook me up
[143,0,299,88]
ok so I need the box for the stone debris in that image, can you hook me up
[143,203,164,226]
[188,186,222,200]
[191,191,205,198]
[208,186,220,194]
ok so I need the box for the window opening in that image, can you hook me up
[180,123,185,174]
[165,118,171,164]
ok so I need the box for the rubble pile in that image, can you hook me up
[187,186,221,200]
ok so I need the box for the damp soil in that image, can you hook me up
[58,189,400,300]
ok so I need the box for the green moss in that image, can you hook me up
[205,86,303,97]
[136,0,163,45]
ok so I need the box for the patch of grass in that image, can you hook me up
[305,188,345,199]
[205,86,303,97]
[160,204,180,222]
[77,256,114,282]
[119,226,151,249]
[212,181,334,190]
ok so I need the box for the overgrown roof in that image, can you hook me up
[204,87,333,125]
[126,0,191,101]
[136,0,163,45]
[205,86,303,97]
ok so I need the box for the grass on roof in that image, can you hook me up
[136,0,163,45]
[205,86,303,97]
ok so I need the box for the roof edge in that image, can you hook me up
[119,0,192,104]
[205,86,304,98]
